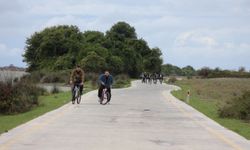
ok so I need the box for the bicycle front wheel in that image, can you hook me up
[76,91,81,104]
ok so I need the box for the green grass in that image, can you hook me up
[171,78,250,139]
[113,79,131,89]
[0,81,95,135]
[0,79,132,135]
[0,92,71,134]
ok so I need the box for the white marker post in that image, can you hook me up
[186,90,190,103]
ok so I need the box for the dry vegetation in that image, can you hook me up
[172,78,250,139]
[177,78,250,102]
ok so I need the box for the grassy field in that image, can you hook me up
[0,79,132,135]
[171,78,250,139]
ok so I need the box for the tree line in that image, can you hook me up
[23,22,163,77]
[162,64,250,78]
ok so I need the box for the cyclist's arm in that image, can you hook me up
[70,70,75,84]
[98,75,105,85]
[81,69,85,83]
[110,76,113,86]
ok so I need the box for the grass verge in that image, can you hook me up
[0,92,71,134]
[171,78,250,139]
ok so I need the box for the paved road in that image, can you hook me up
[0,81,249,150]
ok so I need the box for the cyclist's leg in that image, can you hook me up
[107,87,111,102]
[71,83,76,101]
[80,84,83,95]
[98,85,104,98]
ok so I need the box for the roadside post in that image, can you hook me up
[186,90,190,103]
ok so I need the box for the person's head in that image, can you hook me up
[76,65,81,69]
[104,71,110,76]
[75,65,82,72]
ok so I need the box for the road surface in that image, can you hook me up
[0,81,249,150]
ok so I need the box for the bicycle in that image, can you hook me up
[100,87,111,105]
[72,84,81,104]
[159,78,163,84]
[153,78,157,84]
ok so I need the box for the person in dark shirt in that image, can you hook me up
[98,71,113,102]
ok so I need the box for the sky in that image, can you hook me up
[0,0,250,70]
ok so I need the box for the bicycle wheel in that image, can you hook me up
[100,89,109,105]
[76,90,81,104]
[72,89,76,104]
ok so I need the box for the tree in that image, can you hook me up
[80,52,107,73]
[107,56,124,74]
[83,31,105,45]
[182,65,196,76]
[106,21,137,42]
[23,22,163,77]
[161,64,183,76]
[143,47,162,73]
[23,25,83,71]
[197,67,212,78]
[238,67,246,73]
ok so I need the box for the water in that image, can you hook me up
[0,70,28,82]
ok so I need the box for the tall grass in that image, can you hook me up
[172,78,250,139]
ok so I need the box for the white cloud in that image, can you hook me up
[0,43,22,56]
[0,43,24,66]
[0,0,250,69]
[174,30,218,48]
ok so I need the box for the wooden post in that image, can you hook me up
[186,90,190,103]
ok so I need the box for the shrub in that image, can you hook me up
[51,85,60,94]
[113,74,130,88]
[115,74,129,81]
[84,72,99,82]
[40,71,70,83]
[168,76,177,83]
[0,79,42,114]
[218,91,250,120]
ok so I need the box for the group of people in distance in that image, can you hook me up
[140,72,164,84]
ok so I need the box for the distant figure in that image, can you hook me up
[153,73,157,84]
[140,72,145,83]
[159,73,164,84]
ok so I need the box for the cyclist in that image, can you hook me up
[159,73,164,84]
[98,71,113,103]
[70,65,84,104]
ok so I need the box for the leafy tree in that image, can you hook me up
[107,56,124,74]
[106,21,137,41]
[23,22,163,77]
[53,54,75,70]
[80,51,107,73]
[24,25,83,71]
[197,67,213,78]
[161,64,183,76]
[83,31,105,45]
[182,65,196,76]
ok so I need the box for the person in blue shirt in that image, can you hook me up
[98,71,113,102]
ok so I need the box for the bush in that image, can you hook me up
[0,79,43,114]
[115,74,129,81]
[113,74,130,88]
[84,72,99,82]
[219,91,250,120]
[168,76,177,83]
[40,71,70,83]
[51,85,60,94]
